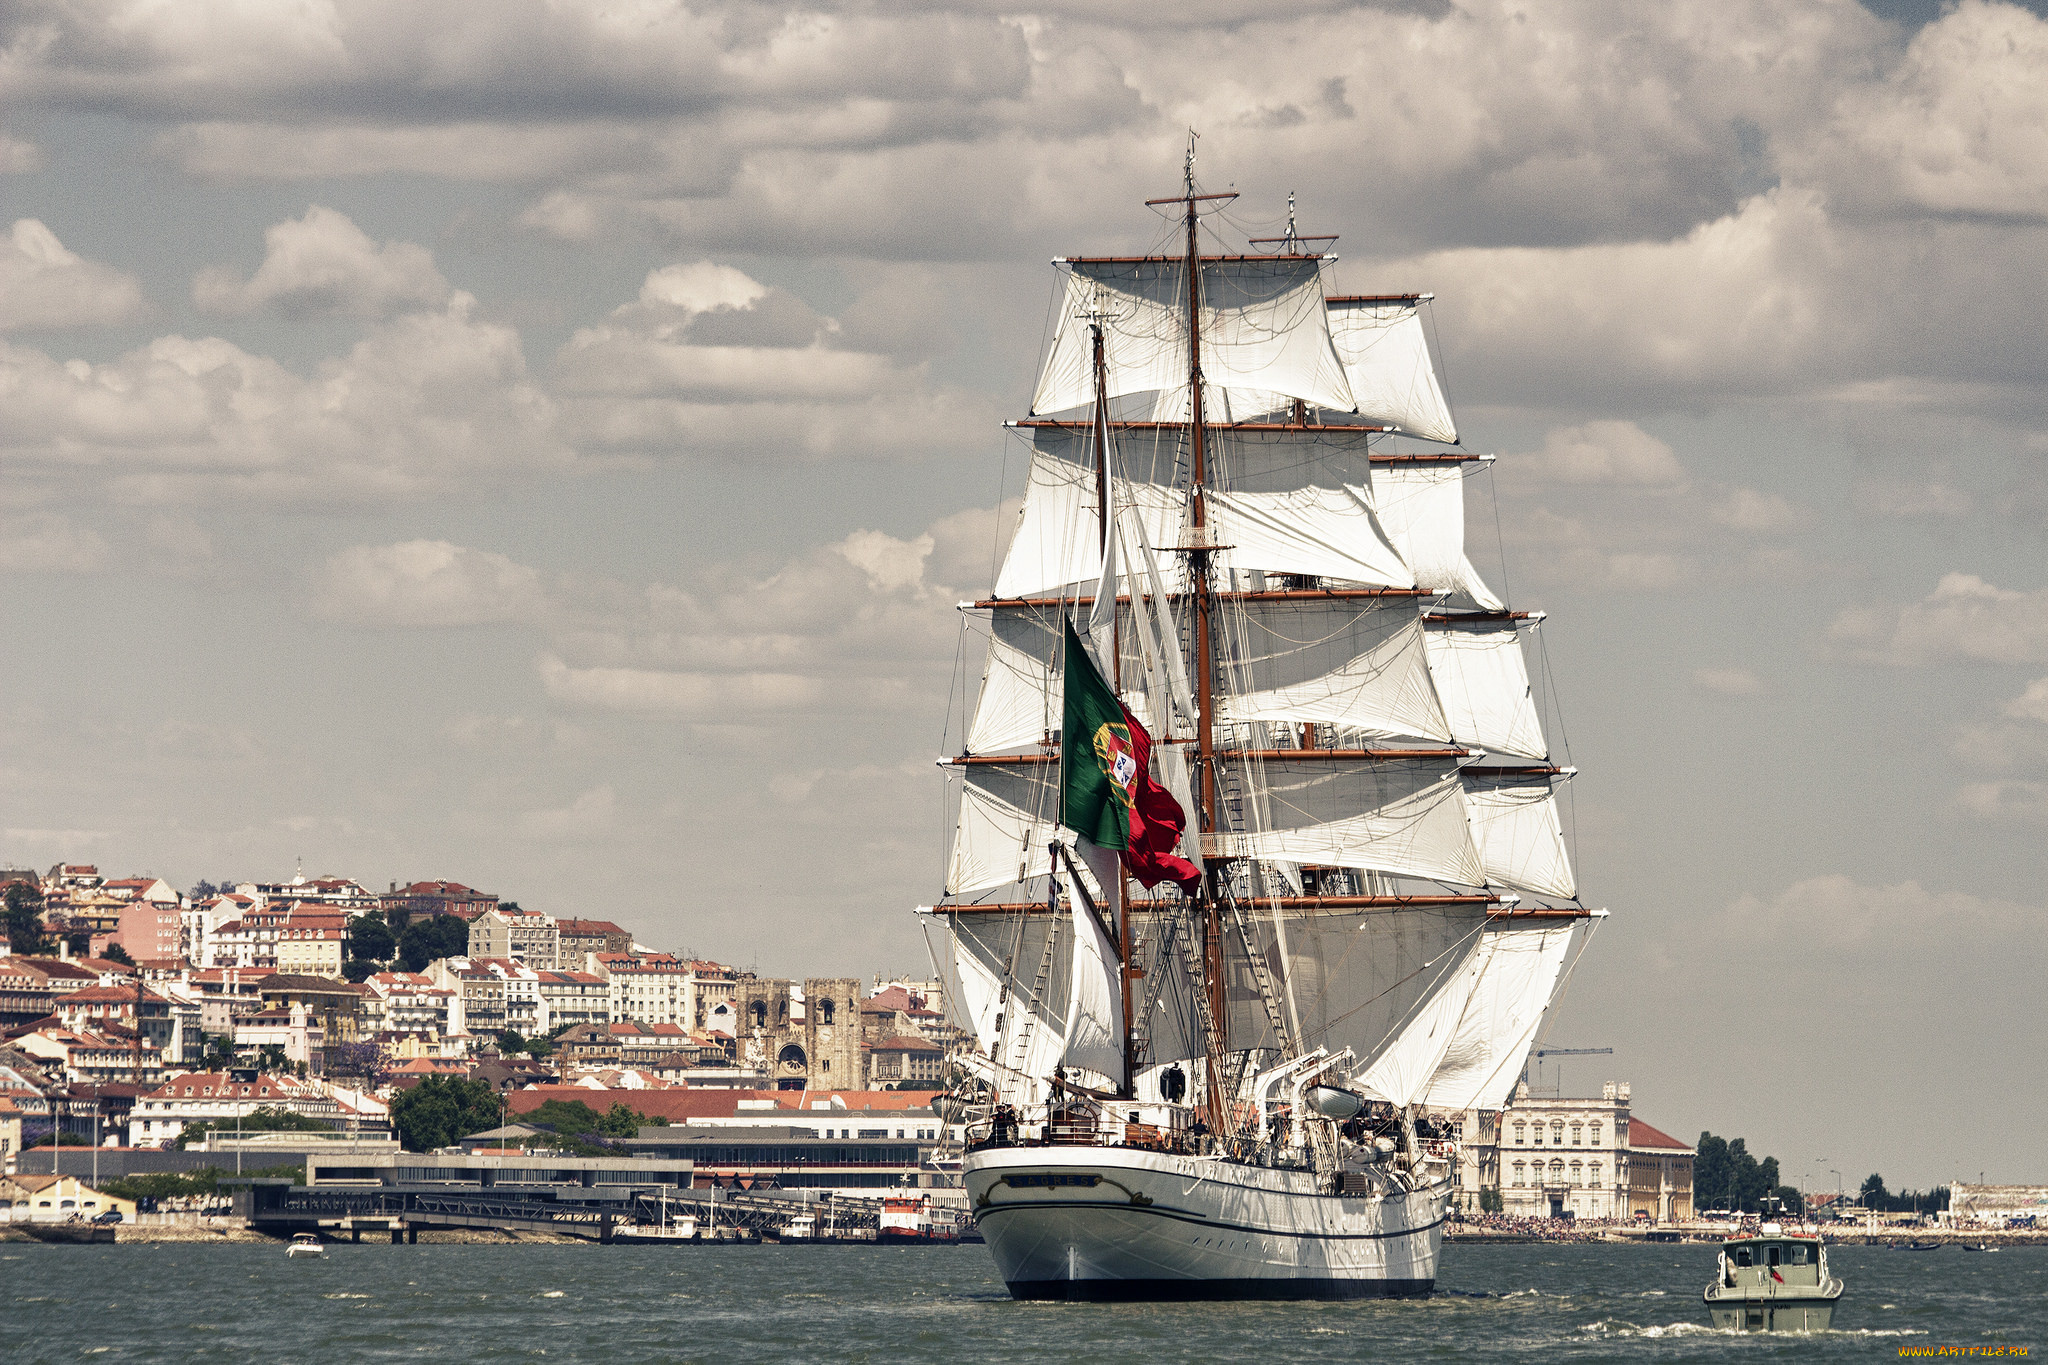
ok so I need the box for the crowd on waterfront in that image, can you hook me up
[1451,1212,1640,1242]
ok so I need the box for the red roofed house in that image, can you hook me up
[125,1070,341,1147]
[1624,1117,1696,1223]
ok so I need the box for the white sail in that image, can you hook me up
[1463,774,1575,899]
[1219,600,1451,743]
[991,450,1410,599]
[1210,758,1485,886]
[964,629,1057,755]
[1032,259,1355,418]
[1423,621,1547,760]
[1062,862,1128,1087]
[1370,464,1503,609]
[936,907,1075,1098]
[1355,934,1489,1107]
[1326,298,1457,443]
[1417,924,1576,1112]
[947,766,1058,896]
[1234,903,1492,1070]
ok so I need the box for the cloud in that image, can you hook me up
[0,512,110,573]
[1827,573,2048,665]
[2004,676,2048,723]
[0,134,44,173]
[1791,0,2048,223]
[1692,667,1765,696]
[518,785,617,840]
[192,206,451,318]
[550,262,982,460]
[0,219,147,330]
[1721,872,2040,951]
[314,541,547,627]
[0,294,564,503]
[1955,779,2048,822]
[838,529,934,593]
[1510,421,1688,486]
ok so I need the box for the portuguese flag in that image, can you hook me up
[1059,617,1204,891]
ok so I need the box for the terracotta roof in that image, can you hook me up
[508,1085,939,1123]
[1626,1118,1693,1151]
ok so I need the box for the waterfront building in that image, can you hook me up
[1944,1185,2048,1227]
[1475,1081,1695,1222]
[0,1173,135,1223]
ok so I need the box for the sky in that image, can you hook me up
[2,0,2044,1190]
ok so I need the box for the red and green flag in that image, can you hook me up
[1059,617,1203,892]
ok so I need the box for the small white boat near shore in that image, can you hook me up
[285,1232,326,1259]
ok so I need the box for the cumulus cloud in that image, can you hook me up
[2004,676,2048,723]
[1827,573,2048,666]
[1512,421,1688,486]
[0,133,44,173]
[314,541,547,627]
[192,206,451,318]
[550,261,982,460]
[1792,0,2048,223]
[0,512,110,573]
[0,219,147,330]
[0,295,564,503]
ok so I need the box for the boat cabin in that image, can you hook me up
[1717,1230,1827,1291]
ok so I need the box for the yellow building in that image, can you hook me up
[0,1174,136,1223]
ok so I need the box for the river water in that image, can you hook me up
[3,1240,2039,1363]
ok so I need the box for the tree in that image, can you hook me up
[390,1075,501,1152]
[103,942,135,966]
[327,1040,392,1089]
[1861,1173,1890,1208]
[1773,1185,1806,1216]
[1695,1132,1791,1214]
[64,929,92,956]
[499,1028,528,1057]
[347,911,395,964]
[341,959,377,983]
[202,1033,238,1068]
[3,883,46,955]
[398,914,470,972]
[1479,1187,1504,1214]
[257,1043,289,1072]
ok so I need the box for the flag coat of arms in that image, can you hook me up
[1058,617,1203,891]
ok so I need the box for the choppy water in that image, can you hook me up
[2,1240,2040,1363]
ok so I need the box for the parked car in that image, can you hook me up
[92,1209,124,1224]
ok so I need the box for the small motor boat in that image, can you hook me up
[285,1232,327,1259]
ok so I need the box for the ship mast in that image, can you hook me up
[1148,131,1236,1132]
[1088,306,1139,1097]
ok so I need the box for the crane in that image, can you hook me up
[1521,1046,1613,1097]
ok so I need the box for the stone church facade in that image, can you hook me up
[732,977,862,1090]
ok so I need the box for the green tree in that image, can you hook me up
[1860,1172,1890,1208]
[390,1075,500,1152]
[1773,1185,1806,1216]
[499,1028,527,1057]
[398,914,470,972]
[1478,1187,1504,1214]
[347,911,396,963]
[341,959,377,983]
[103,942,135,966]
[257,1043,289,1072]
[3,883,46,955]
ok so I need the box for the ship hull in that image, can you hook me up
[964,1145,1447,1301]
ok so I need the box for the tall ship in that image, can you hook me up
[921,144,1595,1300]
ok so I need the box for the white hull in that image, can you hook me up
[964,1145,1448,1300]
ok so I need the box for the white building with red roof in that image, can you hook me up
[126,1070,343,1147]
